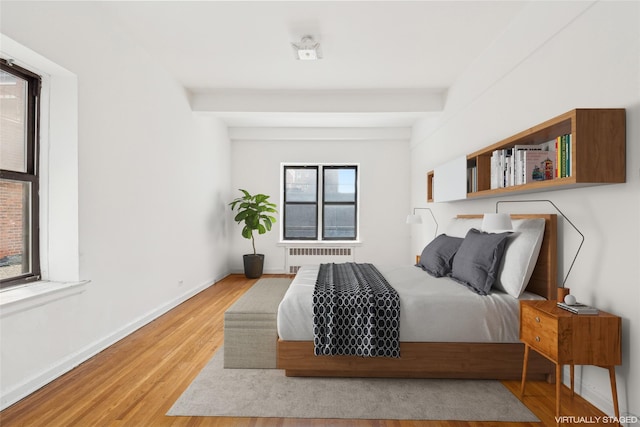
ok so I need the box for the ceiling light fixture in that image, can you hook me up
[292,35,322,60]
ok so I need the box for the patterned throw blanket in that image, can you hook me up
[313,263,400,358]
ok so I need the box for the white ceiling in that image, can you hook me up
[103,1,528,127]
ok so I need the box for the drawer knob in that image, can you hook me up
[535,316,540,323]
[535,336,541,342]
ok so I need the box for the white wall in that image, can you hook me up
[410,1,639,419]
[0,2,231,408]
[229,132,412,273]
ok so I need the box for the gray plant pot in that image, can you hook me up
[243,254,264,279]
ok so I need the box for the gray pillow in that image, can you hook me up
[450,228,511,295]
[416,234,464,277]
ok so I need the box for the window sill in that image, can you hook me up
[278,241,362,247]
[0,280,89,317]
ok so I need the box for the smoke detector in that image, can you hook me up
[292,35,322,60]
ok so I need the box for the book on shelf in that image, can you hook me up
[491,149,507,189]
[556,137,560,177]
[564,134,572,177]
[555,134,572,178]
[490,141,557,189]
[523,151,556,183]
[491,148,519,189]
[557,302,599,315]
[467,165,478,193]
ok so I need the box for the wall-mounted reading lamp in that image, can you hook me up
[406,207,439,239]
[489,199,585,290]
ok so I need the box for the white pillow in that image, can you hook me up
[495,219,545,297]
[441,217,546,297]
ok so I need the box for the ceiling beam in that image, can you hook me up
[190,88,444,128]
[190,89,445,114]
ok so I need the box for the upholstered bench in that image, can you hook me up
[223,278,292,369]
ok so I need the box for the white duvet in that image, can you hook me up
[277,264,544,343]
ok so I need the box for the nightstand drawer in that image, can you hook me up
[521,304,558,359]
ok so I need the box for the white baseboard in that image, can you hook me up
[0,274,227,411]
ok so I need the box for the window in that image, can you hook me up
[0,59,41,288]
[283,165,358,241]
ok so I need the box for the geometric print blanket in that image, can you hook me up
[313,263,400,358]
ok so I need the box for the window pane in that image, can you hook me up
[284,204,317,239]
[324,168,356,202]
[0,179,32,280]
[285,168,317,202]
[0,70,27,172]
[324,205,356,239]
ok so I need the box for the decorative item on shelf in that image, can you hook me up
[229,189,278,279]
[406,207,439,238]
[493,199,584,291]
[481,212,513,233]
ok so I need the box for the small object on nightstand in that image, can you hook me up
[564,294,577,305]
[557,300,599,315]
[557,287,571,301]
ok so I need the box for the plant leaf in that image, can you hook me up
[234,211,248,222]
[241,226,252,239]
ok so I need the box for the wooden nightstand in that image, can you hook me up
[519,300,622,422]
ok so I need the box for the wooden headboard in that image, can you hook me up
[457,214,558,300]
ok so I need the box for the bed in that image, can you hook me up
[276,214,557,381]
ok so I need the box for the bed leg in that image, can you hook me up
[546,372,556,383]
[520,344,529,397]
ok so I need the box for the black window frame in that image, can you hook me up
[282,164,358,241]
[283,165,319,240]
[322,165,358,240]
[0,59,41,289]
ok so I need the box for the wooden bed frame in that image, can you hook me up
[277,214,558,381]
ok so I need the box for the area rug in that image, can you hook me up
[168,348,539,421]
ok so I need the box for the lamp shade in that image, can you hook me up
[482,213,513,232]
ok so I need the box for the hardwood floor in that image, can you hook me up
[0,274,612,427]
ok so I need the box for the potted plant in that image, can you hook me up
[229,189,278,278]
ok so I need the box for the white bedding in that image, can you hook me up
[277,264,545,343]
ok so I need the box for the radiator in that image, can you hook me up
[285,247,355,274]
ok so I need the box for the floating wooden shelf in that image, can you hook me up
[427,109,626,202]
